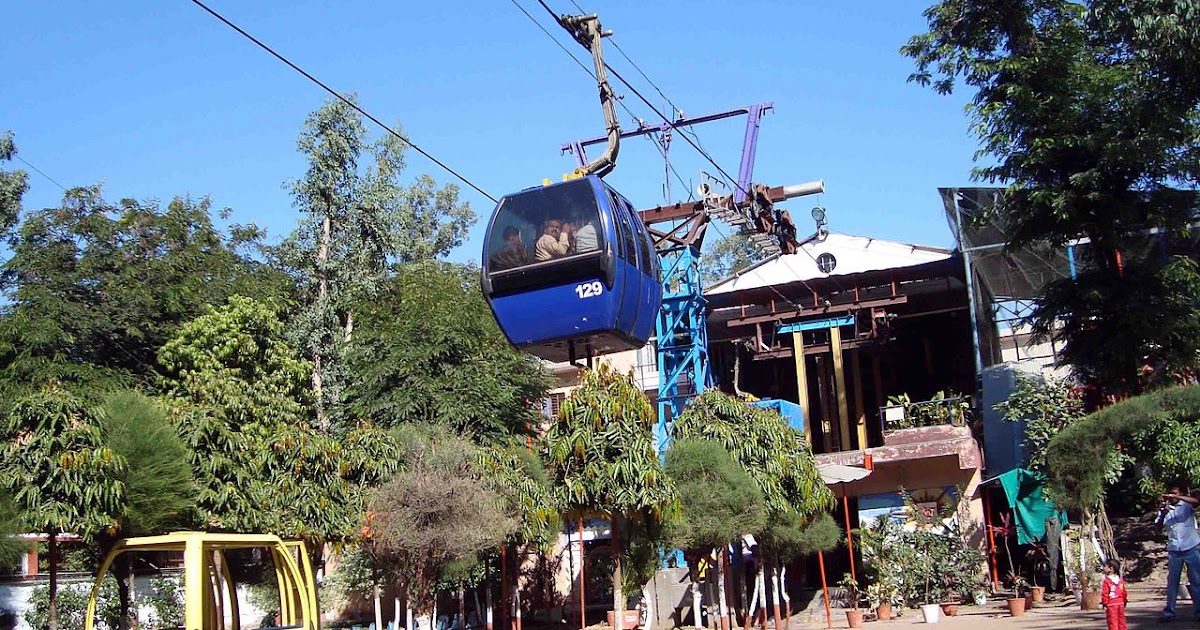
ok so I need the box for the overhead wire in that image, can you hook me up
[187,0,497,203]
[514,0,818,325]
[14,155,67,191]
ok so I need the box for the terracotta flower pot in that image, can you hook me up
[875,603,893,621]
[1081,590,1102,611]
[1006,597,1026,617]
[1024,594,1034,610]
[939,603,959,617]
[846,609,865,628]
[1030,586,1045,602]
[606,610,640,629]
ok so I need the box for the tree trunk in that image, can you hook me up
[611,517,624,628]
[48,531,58,630]
[487,583,494,630]
[753,564,763,628]
[313,212,331,430]
[689,561,703,630]
[394,596,403,630]
[716,547,730,630]
[129,558,140,630]
[769,565,781,630]
[407,593,415,630]
[780,567,790,630]
[459,582,465,630]
[116,553,133,630]
[373,560,384,630]
[474,587,483,630]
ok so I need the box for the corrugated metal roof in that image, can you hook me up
[706,232,951,295]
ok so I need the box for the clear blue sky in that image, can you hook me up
[3,0,979,264]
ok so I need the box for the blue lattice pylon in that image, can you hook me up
[655,243,713,455]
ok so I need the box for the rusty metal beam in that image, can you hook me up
[725,296,908,328]
[752,338,874,360]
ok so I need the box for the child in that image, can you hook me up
[1102,559,1128,630]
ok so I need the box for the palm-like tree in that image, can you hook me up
[543,364,674,626]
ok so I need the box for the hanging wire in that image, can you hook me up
[188,0,497,202]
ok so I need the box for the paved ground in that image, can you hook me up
[790,592,1198,630]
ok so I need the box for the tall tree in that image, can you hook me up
[345,261,551,440]
[542,364,675,625]
[903,0,1200,390]
[285,98,475,429]
[0,386,126,630]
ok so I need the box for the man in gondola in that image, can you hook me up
[490,225,530,270]
[535,219,573,261]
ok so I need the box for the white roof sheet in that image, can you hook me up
[706,233,952,295]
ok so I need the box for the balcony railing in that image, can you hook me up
[879,393,973,433]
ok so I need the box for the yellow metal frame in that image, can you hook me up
[84,531,320,630]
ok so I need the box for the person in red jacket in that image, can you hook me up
[1102,559,1128,630]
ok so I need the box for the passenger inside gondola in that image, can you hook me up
[489,225,530,270]
[572,214,599,253]
[535,219,573,261]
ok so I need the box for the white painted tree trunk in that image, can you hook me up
[779,567,791,630]
[394,597,402,630]
[486,586,494,630]
[691,572,704,629]
[717,550,730,630]
[407,597,414,630]
[770,567,782,630]
[374,583,384,630]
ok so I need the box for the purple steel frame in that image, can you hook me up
[560,103,773,205]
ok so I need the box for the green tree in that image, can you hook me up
[284,98,475,428]
[0,131,29,241]
[0,186,290,402]
[664,439,765,630]
[98,390,196,629]
[903,1,1200,391]
[366,430,517,626]
[0,386,126,630]
[160,296,399,543]
[542,364,675,624]
[346,261,552,441]
[0,488,27,572]
[675,391,834,628]
[701,233,766,285]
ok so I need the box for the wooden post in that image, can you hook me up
[830,326,852,451]
[850,348,867,449]
[791,331,811,447]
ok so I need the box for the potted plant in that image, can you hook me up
[1026,544,1049,602]
[839,573,865,628]
[1005,574,1029,617]
[865,582,897,621]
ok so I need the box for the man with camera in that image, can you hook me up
[1156,483,1200,622]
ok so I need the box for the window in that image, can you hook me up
[543,392,567,418]
[610,192,638,266]
[484,179,604,273]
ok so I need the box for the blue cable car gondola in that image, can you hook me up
[481,176,662,363]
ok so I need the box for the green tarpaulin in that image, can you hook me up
[997,468,1068,545]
